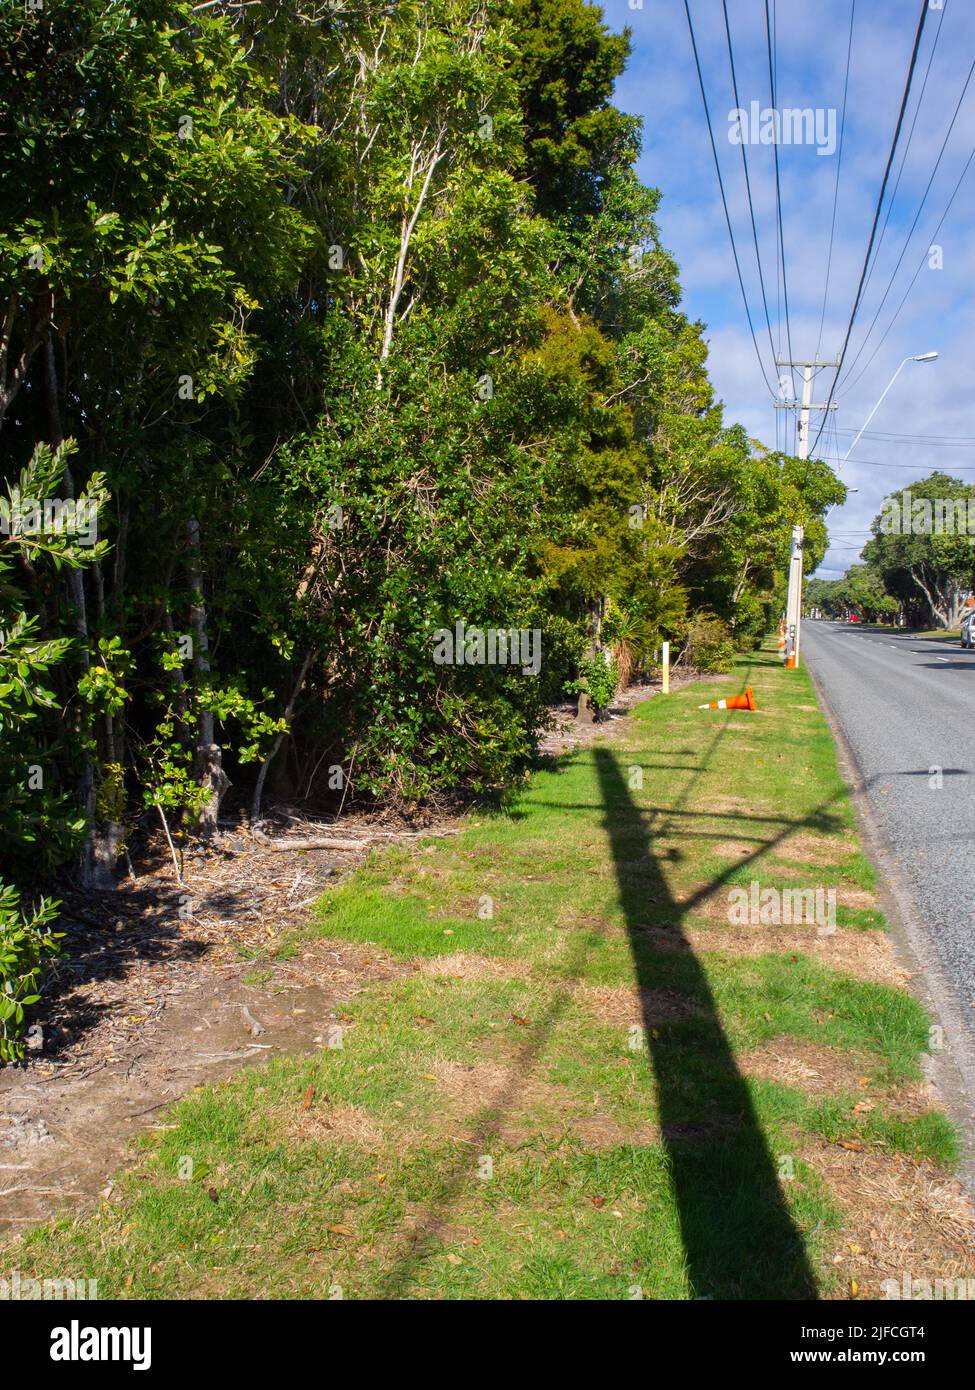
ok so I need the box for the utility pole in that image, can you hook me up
[773,360,838,669]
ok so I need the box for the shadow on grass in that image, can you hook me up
[594,747,820,1299]
[375,663,844,1299]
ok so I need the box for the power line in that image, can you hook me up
[683,0,776,396]
[840,50,975,394]
[765,0,797,408]
[808,0,932,456]
[853,0,947,310]
[836,137,975,399]
[820,455,975,470]
[722,0,777,372]
[815,0,856,364]
[833,428,975,444]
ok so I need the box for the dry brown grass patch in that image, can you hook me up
[417,953,526,983]
[804,1143,975,1299]
[687,887,738,920]
[838,888,880,909]
[741,1038,865,1094]
[772,833,857,863]
[286,1102,385,1149]
[699,796,777,817]
[643,923,910,986]
[429,1056,660,1149]
[581,983,700,1029]
[569,1111,659,1148]
[743,1037,940,1120]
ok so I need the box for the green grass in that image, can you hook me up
[7,646,962,1300]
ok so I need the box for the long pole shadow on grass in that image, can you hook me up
[594,745,821,1299]
[377,655,840,1298]
[374,765,841,1301]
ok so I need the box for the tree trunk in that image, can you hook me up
[186,517,229,839]
[731,559,751,629]
[576,600,602,723]
[44,337,103,887]
[251,648,318,822]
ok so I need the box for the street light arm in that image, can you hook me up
[838,356,911,468]
[825,353,936,521]
[837,351,938,469]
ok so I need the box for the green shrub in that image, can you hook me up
[565,652,618,715]
[0,441,105,1060]
[0,886,62,1062]
[684,612,736,673]
[731,590,771,651]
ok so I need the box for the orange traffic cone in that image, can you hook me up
[698,686,757,712]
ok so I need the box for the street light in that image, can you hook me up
[824,356,937,522]
[837,351,939,469]
[788,357,937,669]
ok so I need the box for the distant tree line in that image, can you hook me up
[807,473,975,628]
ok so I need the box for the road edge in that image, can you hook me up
[803,643,975,1196]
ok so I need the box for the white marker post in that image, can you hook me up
[662,640,670,694]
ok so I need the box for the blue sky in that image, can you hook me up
[602,0,975,577]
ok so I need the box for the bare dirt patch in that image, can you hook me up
[0,797,432,1239]
[0,938,405,1237]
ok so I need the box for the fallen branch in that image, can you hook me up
[0,1185,65,1197]
[191,1044,272,1064]
[155,802,183,885]
[249,826,462,853]
[262,837,364,853]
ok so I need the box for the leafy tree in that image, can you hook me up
[508,0,636,222]
[0,440,106,1056]
[864,474,975,628]
[1,0,313,854]
[0,0,850,956]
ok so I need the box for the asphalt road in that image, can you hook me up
[802,620,975,1031]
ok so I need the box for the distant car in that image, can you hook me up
[846,614,861,623]
[961,610,975,649]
